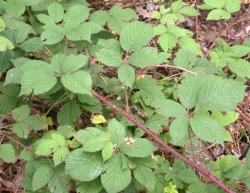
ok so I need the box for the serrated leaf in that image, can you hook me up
[90,10,108,26]
[210,111,239,126]
[153,24,167,36]
[77,178,103,193]
[96,48,123,67]
[91,114,106,124]
[35,139,58,156]
[197,75,246,111]
[101,155,131,193]
[204,0,225,8]
[160,99,187,118]
[20,70,57,95]
[102,142,114,162]
[24,115,47,130]
[107,5,138,34]
[41,24,65,45]
[129,47,169,68]
[19,37,42,52]
[145,114,166,133]
[246,150,250,170]
[134,164,156,191]
[179,37,201,55]
[228,59,250,78]
[66,22,102,42]
[4,0,25,17]
[118,65,135,88]
[65,149,103,181]
[207,9,231,20]
[32,165,54,191]
[83,136,107,152]
[57,101,81,126]
[120,21,154,51]
[170,116,189,146]
[12,105,30,122]
[61,70,92,96]
[225,0,241,13]
[48,170,69,193]
[0,36,14,51]
[63,4,90,25]
[158,33,177,51]
[12,122,30,138]
[120,138,154,158]
[107,119,126,145]
[36,14,54,25]
[47,2,64,23]
[190,116,225,144]
[61,54,88,74]
[0,144,16,163]
[179,6,199,16]
[53,147,69,166]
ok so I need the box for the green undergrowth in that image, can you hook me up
[0,0,249,193]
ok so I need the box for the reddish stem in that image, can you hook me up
[92,90,236,193]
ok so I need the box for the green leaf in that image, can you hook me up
[61,70,92,96]
[66,22,102,42]
[145,114,166,133]
[153,24,166,36]
[120,138,154,158]
[210,111,239,126]
[20,70,57,95]
[47,2,64,23]
[190,116,225,144]
[134,164,156,191]
[61,54,88,74]
[4,0,25,17]
[228,59,250,78]
[0,18,6,32]
[32,165,54,191]
[41,24,65,45]
[102,142,114,162]
[177,169,199,184]
[24,115,47,130]
[129,47,169,68]
[179,6,199,16]
[53,147,69,166]
[174,49,197,69]
[36,14,54,25]
[0,36,14,51]
[48,170,69,193]
[12,122,30,138]
[77,178,103,193]
[225,0,241,13]
[65,149,103,181]
[57,101,81,126]
[0,144,16,163]
[120,21,154,51]
[170,116,189,146]
[12,105,30,122]
[207,9,231,20]
[19,37,42,52]
[83,136,107,152]
[118,65,135,88]
[107,5,138,34]
[197,75,246,111]
[96,48,123,67]
[90,10,108,26]
[63,5,90,25]
[108,119,126,145]
[158,33,177,51]
[101,155,131,193]
[179,37,201,55]
[35,139,58,156]
[160,100,187,118]
[204,0,225,8]
[177,75,204,109]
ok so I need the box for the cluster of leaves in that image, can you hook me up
[0,0,249,193]
[200,0,241,20]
